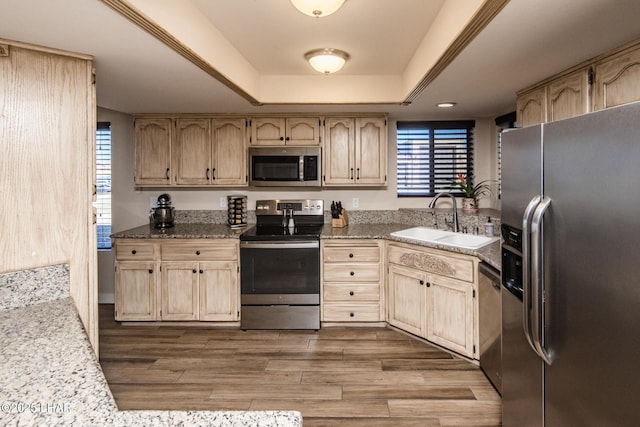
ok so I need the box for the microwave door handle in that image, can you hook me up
[530,196,553,365]
[299,156,304,181]
[522,195,541,354]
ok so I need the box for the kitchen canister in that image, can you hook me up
[227,195,248,228]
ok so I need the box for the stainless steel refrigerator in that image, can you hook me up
[501,101,640,426]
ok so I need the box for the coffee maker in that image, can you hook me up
[151,193,175,228]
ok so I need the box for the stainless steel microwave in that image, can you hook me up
[249,147,321,187]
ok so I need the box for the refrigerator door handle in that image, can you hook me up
[522,195,542,353]
[531,196,553,365]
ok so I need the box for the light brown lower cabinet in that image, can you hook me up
[321,240,385,322]
[114,239,239,322]
[387,242,478,359]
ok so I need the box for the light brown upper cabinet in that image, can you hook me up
[323,117,387,186]
[250,117,321,146]
[516,39,640,126]
[136,117,247,187]
[134,118,173,185]
[593,44,640,111]
[547,68,590,122]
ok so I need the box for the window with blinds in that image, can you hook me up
[397,121,475,197]
[96,122,112,250]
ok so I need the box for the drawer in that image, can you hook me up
[323,263,380,282]
[387,244,475,283]
[323,283,380,302]
[323,303,381,322]
[115,242,156,260]
[162,241,238,261]
[323,246,380,263]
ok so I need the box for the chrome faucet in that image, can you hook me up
[428,192,459,232]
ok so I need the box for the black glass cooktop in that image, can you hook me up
[239,224,324,241]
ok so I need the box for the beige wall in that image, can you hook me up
[97,108,499,301]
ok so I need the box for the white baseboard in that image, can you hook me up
[99,292,115,304]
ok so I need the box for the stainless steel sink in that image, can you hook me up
[390,226,499,249]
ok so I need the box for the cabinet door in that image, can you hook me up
[323,117,355,185]
[199,261,239,321]
[547,69,590,122]
[251,117,286,145]
[212,118,248,185]
[516,87,547,127]
[134,118,173,185]
[115,261,157,321]
[387,264,426,337]
[426,275,475,358]
[593,45,640,110]
[355,117,387,185]
[161,261,199,320]
[286,117,321,145]
[175,118,211,185]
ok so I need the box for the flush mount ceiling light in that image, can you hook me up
[436,102,457,108]
[290,0,346,17]
[305,48,350,74]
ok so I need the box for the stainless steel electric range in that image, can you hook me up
[239,199,324,330]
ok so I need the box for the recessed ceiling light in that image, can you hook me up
[437,102,457,108]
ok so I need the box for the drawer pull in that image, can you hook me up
[349,291,354,296]
[131,249,137,255]
[349,312,355,317]
[349,253,354,258]
[148,269,153,274]
[195,250,201,255]
[350,271,355,276]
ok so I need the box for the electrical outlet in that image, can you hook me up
[219,196,227,208]
[352,197,359,208]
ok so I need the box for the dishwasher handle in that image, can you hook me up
[478,262,500,289]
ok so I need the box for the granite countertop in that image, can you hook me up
[112,222,500,270]
[0,265,302,426]
[321,223,501,271]
[111,223,246,239]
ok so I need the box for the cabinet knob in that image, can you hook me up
[350,271,355,276]
[349,312,355,317]
[196,251,201,255]
[419,280,424,285]
[426,282,431,287]
[192,269,197,274]
[280,136,284,141]
[199,269,204,274]
[131,249,137,255]
[349,291,354,296]
[285,136,290,141]
[349,253,354,258]
[148,269,153,274]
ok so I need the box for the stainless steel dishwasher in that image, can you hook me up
[478,261,502,394]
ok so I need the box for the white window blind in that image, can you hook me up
[96,122,112,250]
[397,121,475,197]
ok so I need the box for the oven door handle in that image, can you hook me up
[240,241,319,249]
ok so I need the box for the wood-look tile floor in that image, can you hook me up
[98,304,501,426]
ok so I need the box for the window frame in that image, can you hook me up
[96,121,112,251]
[396,120,475,198]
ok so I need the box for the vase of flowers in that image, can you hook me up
[451,173,493,214]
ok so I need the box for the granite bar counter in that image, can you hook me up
[0,264,302,426]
